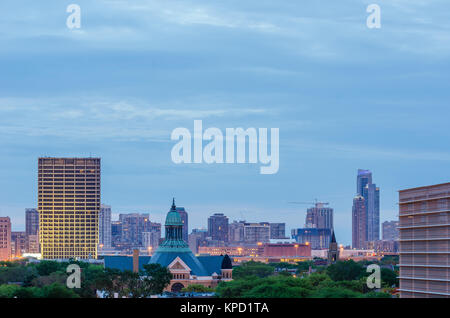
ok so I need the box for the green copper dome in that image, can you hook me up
[165,198,183,226]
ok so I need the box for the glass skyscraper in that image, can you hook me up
[356,169,380,242]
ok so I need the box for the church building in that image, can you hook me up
[104,199,233,292]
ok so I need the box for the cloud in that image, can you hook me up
[0,96,269,140]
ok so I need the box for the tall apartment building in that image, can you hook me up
[188,228,208,254]
[111,221,122,248]
[208,213,229,242]
[176,207,188,242]
[11,231,27,258]
[229,221,245,244]
[99,204,112,248]
[305,203,334,230]
[119,213,151,248]
[38,157,101,259]
[25,208,39,236]
[0,217,11,261]
[142,222,161,253]
[352,195,367,249]
[25,208,39,253]
[269,223,287,239]
[398,182,450,298]
[382,220,399,241]
[244,223,270,244]
[357,169,380,241]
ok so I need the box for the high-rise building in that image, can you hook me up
[208,213,229,242]
[99,204,112,248]
[398,182,450,298]
[352,195,366,249]
[291,228,331,249]
[142,222,161,253]
[176,207,188,242]
[305,203,334,230]
[188,228,208,254]
[25,208,39,236]
[382,220,399,241]
[244,222,270,244]
[0,217,11,261]
[111,221,122,248]
[25,208,40,253]
[119,213,151,248]
[38,157,101,259]
[11,231,27,258]
[229,221,245,244]
[357,169,380,242]
[269,223,287,239]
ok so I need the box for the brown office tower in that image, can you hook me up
[352,195,366,249]
[38,158,101,259]
[399,182,450,298]
[0,217,11,261]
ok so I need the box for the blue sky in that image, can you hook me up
[0,0,449,245]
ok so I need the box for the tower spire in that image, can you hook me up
[172,197,176,210]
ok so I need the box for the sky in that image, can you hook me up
[0,0,450,245]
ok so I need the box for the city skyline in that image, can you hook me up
[0,161,437,246]
[1,1,450,247]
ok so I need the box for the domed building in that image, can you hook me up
[104,199,233,293]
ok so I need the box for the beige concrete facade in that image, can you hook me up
[38,158,101,259]
[399,182,450,298]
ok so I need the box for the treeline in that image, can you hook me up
[216,258,398,298]
[0,260,171,298]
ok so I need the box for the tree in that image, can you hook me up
[181,284,214,293]
[36,261,62,276]
[232,261,274,279]
[142,264,172,296]
[381,268,398,288]
[0,284,21,298]
[43,283,80,298]
[327,260,364,281]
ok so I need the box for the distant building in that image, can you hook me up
[382,220,399,241]
[244,222,270,244]
[398,182,450,298]
[119,213,151,248]
[99,205,112,248]
[263,243,311,258]
[27,234,40,254]
[198,243,311,258]
[25,208,39,253]
[228,221,245,244]
[188,229,207,254]
[25,208,39,237]
[176,207,188,242]
[269,223,287,239]
[208,213,229,242]
[366,240,399,253]
[305,203,333,230]
[111,221,122,248]
[11,231,27,258]
[38,157,101,259]
[352,195,367,249]
[291,228,331,249]
[327,231,339,264]
[357,169,380,242]
[0,217,11,261]
[142,222,161,253]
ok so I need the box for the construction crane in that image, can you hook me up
[288,199,329,206]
